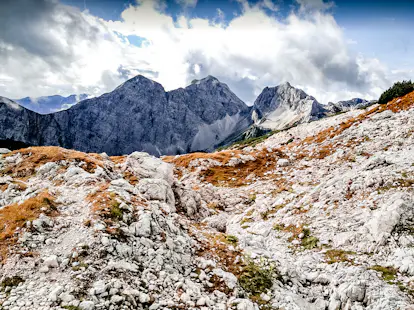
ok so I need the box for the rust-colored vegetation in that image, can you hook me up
[0,191,58,261]
[1,146,103,180]
[109,155,126,165]
[163,150,243,169]
[87,184,123,221]
[200,149,286,187]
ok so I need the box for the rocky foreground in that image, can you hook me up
[1,92,414,310]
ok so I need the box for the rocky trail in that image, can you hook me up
[1,92,414,310]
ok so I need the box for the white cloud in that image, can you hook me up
[0,0,406,105]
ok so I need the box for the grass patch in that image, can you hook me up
[241,217,254,225]
[110,202,123,220]
[377,178,414,194]
[248,194,256,203]
[301,235,319,250]
[165,148,287,188]
[71,262,89,271]
[272,223,285,231]
[0,191,58,261]
[397,281,414,297]
[225,235,238,245]
[325,249,355,264]
[272,224,319,249]
[217,130,278,151]
[261,204,285,220]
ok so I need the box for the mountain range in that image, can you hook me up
[14,94,88,114]
[0,75,373,156]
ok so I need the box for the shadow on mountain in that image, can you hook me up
[0,139,31,150]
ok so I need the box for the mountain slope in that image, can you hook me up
[0,76,250,156]
[0,96,51,147]
[15,94,88,114]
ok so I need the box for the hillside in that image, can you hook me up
[0,92,413,310]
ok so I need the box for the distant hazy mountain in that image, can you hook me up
[15,94,88,114]
[326,98,375,113]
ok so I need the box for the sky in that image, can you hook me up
[0,0,413,105]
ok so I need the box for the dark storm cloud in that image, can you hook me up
[0,0,102,64]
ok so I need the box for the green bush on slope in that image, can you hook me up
[378,80,414,105]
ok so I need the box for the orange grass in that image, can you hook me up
[0,191,57,261]
[2,146,103,179]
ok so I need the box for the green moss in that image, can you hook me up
[1,276,23,288]
[301,236,319,250]
[370,265,397,283]
[110,201,123,220]
[225,235,239,245]
[325,250,356,264]
[63,306,81,310]
[272,223,285,231]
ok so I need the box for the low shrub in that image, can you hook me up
[378,80,414,105]
[239,259,275,296]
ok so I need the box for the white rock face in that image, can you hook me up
[251,82,328,130]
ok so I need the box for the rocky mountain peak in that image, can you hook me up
[251,82,326,129]
[114,74,165,94]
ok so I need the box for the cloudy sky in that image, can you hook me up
[0,0,413,104]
